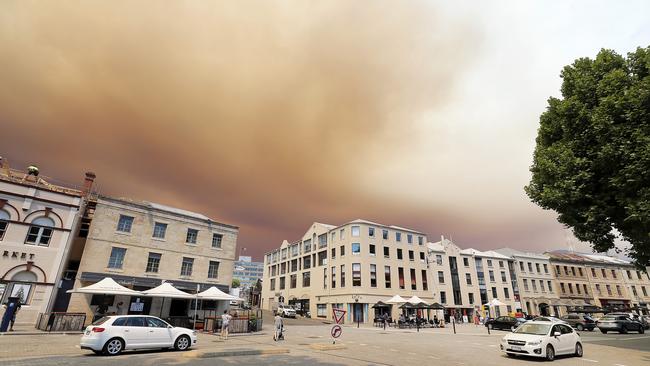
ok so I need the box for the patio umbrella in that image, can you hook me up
[142,282,194,317]
[197,286,244,301]
[428,303,445,310]
[483,298,506,318]
[67,277,142,296]
[372,301,391,308]
[406,296,428,305]
[385,295,407,304]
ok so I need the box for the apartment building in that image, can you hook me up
[620,265,650,314]
[0,161,94,325]
[67,196,238,324]
[262,220,432,324]
[581,253,634,311]
[495,248,559,316]
[427,239,481,321]
[233,255,264,289]
[546,251,596,314]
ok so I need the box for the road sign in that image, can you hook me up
[332,307,346,324]
[331,324,342,338]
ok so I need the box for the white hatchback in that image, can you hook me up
[80,315,197,356]
[500,320,583,361]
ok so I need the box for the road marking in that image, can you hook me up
[488,345,497,347]
[428,356,440,360]
[359,343,367,346]
[582,359,599,363]
[390,349,398,352]
[614,364,627,366]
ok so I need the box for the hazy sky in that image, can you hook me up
[1,1,648,260]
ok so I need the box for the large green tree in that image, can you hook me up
[526,47,650,267]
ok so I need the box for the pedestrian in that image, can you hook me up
[274,313,284,341]
[433,314,439,328]
[8,302,21,331]
[382,312,389,330]
[473,314,480,326]
[220,310,232,340]
[116,301,124,315]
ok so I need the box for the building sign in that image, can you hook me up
[130,298,144,312]
[2,251,36,260]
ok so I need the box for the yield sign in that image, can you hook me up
[332,307,346,324]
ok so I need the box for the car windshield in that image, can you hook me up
[514,323,550,335]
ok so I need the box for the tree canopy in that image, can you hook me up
[231,278,241,288]
[526,47,650,267]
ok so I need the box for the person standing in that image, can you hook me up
[220,310,232,340]
[115,301,124,315]
[8,303,21,331]
[274,313,284,341]
[382,312,389,330]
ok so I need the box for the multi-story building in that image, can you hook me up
[0,160,95,325]
[581,253,634,311]
[262,220,432,324]
[459,248,519,317]
[495,248,559,316]
[67,196,238,324]
[620,264,650,314]
[233,255,264,289]
[546,251,596,314]
[427,238,481,321]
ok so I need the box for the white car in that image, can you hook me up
[80,315,197,356]
[500,320,583,361]
[276,304,296,318]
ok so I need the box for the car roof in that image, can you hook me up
[106,315,159,318]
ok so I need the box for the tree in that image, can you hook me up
[526,47,650,267]
[231,278,241,288]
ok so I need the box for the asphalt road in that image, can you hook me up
[579,329,650,352]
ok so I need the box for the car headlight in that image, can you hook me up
[527,339,543,345]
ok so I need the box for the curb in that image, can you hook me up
[184,348,290,358]
[309,343,347,351]
[0,332,82,336]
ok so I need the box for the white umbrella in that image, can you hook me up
[483,298,506,318]
[386,295,407,304]
[142,282,194,298]
[406,296,428,305]
[67,277,141,296]
[197,286,237,300]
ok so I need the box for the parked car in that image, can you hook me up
[532,316,565,323]
[607,313,650,330]
[485,316,524,330]
[276,304,297,318]
[500,320,583,361]
[80,315,197,356]
[596,315,645,334]
[560,314,596,331]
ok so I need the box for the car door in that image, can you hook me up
[145,317,174,347]
[548,325,562,352]
[124,317,148,348]
[558,324,576,354]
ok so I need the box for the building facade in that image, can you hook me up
[67,196,238,324]
[233,256,264,289]
[546,251,595,312]
[0,162,94,325]
[262,220,432,323]
[495,248,560,316]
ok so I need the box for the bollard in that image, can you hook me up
[453,319,456,334]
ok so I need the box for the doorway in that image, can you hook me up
[353,303,365,323]
[169,299,188,316]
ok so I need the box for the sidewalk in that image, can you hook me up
[0,323,82,336]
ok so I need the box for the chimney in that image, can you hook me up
[82,172,96,196]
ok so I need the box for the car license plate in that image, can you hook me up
[85,330,90,335]
[510,346,521,351]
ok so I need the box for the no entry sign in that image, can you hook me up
[331,324,342,338]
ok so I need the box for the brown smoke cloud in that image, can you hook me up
[0,1,488,258]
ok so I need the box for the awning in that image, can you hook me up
[142,282,194,299]
[406,296,428,305]
[197,286,242,301]
[386,295,407,304]
[67,277,142,296]
[428,302,445,310]
[372,301,391,308]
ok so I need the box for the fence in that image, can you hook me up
[35,312,86,332]
[206,310,263,334]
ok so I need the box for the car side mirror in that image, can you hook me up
[511,326,516,332]
[553,331,561,337]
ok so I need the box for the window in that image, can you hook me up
[438,271,445,283]
[540,281,545,292]
[271,265,277,276]
[318,251,327,266]
[370,264,377,287]
[487,259,493,267]
[397,249,403,260]
[422,270,428,291]
[601,269,607,278]
[418,236,423,245]
[208,261,220,279]
[591,268,597,277]
[571,267,576,276]
[331,232,336,243]
[491,287,497,298]
[152,222,167,239]
[180,257,194,276]
[146,317,168,328]
[568,283,574,294]
[317,304,327,317]
[440,291,447,304]
[535,263,541,273]
[145,252,161,273]
[384,266,391,288]
[410,268,417,290]
[465,273,472,285]
[398,267,405,289]
[560,283,566,293]
[407,234,413,244]
[578,268,583,276]
[303,256,311,269]
[489,270,495,282]
[0,209,9,240]
[126,317,146,327]
[351,226,360,237]
[318,234,327,248]
[543,264,548,273]
[280,276,286,290]
[463,257,469,267]
[340,229,344,239]
[108,247,126,269]
[468,293,474,305]
[532,280,537,292]
[504,288,510,298]
[523,279,529,290]
[384,246,389,258]
[383,230,389,240]
[212,233,223,248]
[186,228,198,244]
[303,239,312,253]
[642,286,648,297]
[25,217,55,246]
[352,263,361,286]
[352,243,361,255]
[340,245,345,257]
[596,284,601,294]
[289,273,296,289]
[419,252,425,262]
[369,244,376,256]
[302,272,310,287]
[606,285,612,295]
[331,248,336,259]
[637,271,643,280]
[555,265,561,275]
[369,227,375,237]
[583,284,588,295]
[499,261,504,268]
[396,232,402,242]
[341,265,346,287]
[547,281,553,292]
[519,262,524,271]
[270,278,276,290]
[116,215,134,233]
[501,271,507,283]
[436,255,443,265]
[331,267,336,288]
[616,285,622,295]
[408,250,414,261]
[611,269,617,279]
[626,270,632,279]
[527,263,533,272]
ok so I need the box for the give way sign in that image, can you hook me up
[332,307,347,324]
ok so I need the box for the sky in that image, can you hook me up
[1,1,648,260]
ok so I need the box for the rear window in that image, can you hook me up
[92,317,110,326]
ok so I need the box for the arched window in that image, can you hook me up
[0,209,9,241]
[25,216,55,246]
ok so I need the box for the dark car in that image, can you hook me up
[560,314,596,331]
[485,316,521,330]
[596,315,645,334]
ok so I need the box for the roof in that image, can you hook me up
[494,248,550,260]
[546,250,631,266]
[0,167,83,196]
[460,248,511,259]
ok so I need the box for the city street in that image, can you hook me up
[1,322,648,366]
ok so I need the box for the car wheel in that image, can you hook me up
[174,335,191,351]
[576,324,584,331]
[103,338,124,356]
[545,345,555,361]
[574,342,583,357]
[620,326,628,334]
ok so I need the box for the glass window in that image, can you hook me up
[463,257,469,266]
[331,267,336,288]
[25,217,55,246]
[291,274,297,289]
[370,264,377,287]
[410,268,417,290]
[499,261,504,268]
[440,291,446,304]
[489,270,495,282]
[0,209,9,240]
[112,317,127,326]
[145,252,161,273]
[302,272,310,287]
[146,317,168,328]
[384,246,390,258]
[117,215,134,233]
[407,234,413,244]
[340,245,345,257]
[107,247,126,269]
[383,230,389,240]
[208,261,220,279]
[418,236,423,245]
[466,273,472,285]
[352,263,361,286]
[317,304,327,317]
[419,252,425,261]
[519,262,525,271]
[422,269,428,291]
[212,233,223,248]
[340,265,346,287]
[408,250,414,261]
[396,232,401,242]
[436,255,443,265]
[180,257,194,276]
[438,271,444,283]
[351,226,360,237]
[280,276,286,290]
[352,243,361,255]
[543,264,548,273]
[303,256,311,269]
[491,287,497,298]
[468,293,474,304]
[384,266,391,288]
[152,222,167,239]
[501,271,507,283]
[487,259,493,267]
[126,317,146,327]
[398,267,405,289]
[331,248,336,259]
[369,244,375,256]
[270,278,275,290]
[369,227,375,237]
[186,229,198,244]
[397,249,403,260]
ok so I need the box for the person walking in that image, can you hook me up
[274,313,284,341]
[220,310,232,340]
[382,312,389,330]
